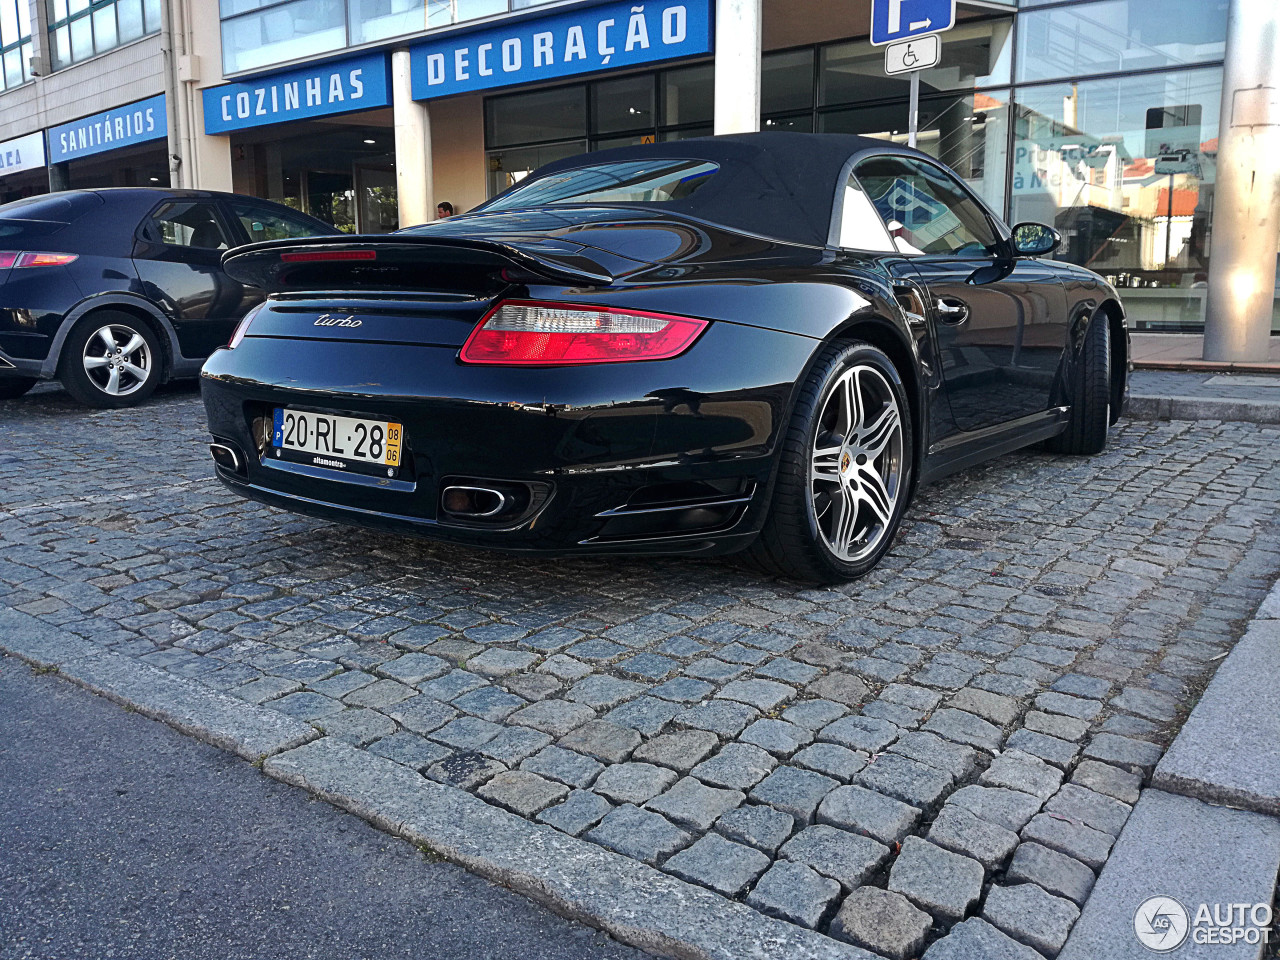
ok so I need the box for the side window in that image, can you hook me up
[228,200,332,243]
[854,156,998,257]
[147,202,230,250]
[837,175,896,252]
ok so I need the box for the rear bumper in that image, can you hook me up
[200,322,816,556]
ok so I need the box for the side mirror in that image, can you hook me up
[1010,222,1061,257]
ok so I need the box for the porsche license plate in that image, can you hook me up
[272,409,402,474]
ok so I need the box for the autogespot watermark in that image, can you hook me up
[1134,896,1273,952]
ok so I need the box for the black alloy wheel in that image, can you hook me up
[1045,309,1111,456]
[58,312,163,409]
[748,339,914,584]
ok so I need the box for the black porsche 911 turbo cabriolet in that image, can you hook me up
[201,132,1128,584]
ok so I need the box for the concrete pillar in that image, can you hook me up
[48,162,69,192]
[1202,0,1280,361]
[712,0,762,135]
[392,48,434,228]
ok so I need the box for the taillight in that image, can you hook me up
[280,250,376,262]
[227,302,267,349]
[0,251,79,268]
[459,301,709,366]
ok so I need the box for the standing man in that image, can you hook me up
[436,201,454,219]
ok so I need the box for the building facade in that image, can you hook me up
[0,0,1275,338]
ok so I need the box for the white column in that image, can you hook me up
[712,0,762,136]
[1202,0,1280,361]
[392,48,434,228]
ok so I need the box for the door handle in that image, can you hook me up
[935,297,970,324]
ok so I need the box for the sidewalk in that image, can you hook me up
[1128,369,1280,424]
[1059,580,1280,960]
[1131,334,1280,373]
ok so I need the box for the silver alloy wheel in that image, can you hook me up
[810,363,905,563]
[81,324,152,397]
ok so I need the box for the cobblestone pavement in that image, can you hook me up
[4,383,1280,959]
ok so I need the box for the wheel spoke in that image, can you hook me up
[121,361,148,380]
[811,443,842,481]
[104,366,121,395]
[831,483,861,556]
[858,466,893,526]
[96,327,117,353]
[119,333,145,357]
[860,405,901,460]
[840,369,863,436]
[83,355,111,370]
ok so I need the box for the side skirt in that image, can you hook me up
[918,406,1070,486]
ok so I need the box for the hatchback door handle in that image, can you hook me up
[935,297,970,324]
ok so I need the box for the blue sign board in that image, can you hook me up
[47,95,167,163]
[869,0,956,46]
[203,51,391,135]
[410,0,712,100]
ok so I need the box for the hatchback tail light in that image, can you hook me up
[280,250,376,262]
[459,301,708,366]
[0,251,78,268]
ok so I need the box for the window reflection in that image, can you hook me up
[1016,0,1227,83]
[1011,69,1221,330]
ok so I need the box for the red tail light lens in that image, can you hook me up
[0,252,79,267]
[459,301,709,366]
[280,250,376,262]
[226,303,267,349]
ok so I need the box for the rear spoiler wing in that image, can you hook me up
[221,234,616,294]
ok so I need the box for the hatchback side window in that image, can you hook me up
[147,202,230,251]
[854,156,998,257]
[228,200,331,243]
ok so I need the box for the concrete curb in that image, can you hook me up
[0,609,317,761]
[1058,790,1280,960]
[1152,582,1280,814]
[1126,394,1280,424]
[266,737,874,960]
[0,608,871,960]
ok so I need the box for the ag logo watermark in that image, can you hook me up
[1135,897,1189,952]
[1135,896,1273,951]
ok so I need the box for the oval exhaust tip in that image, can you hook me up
[441,485,509,518]
[209,443,241,472]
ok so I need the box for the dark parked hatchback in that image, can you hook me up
[0,188,333,407]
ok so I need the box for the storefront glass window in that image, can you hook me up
[425,0,506,30]
[763,49,814,115]
[46,0,160,71]
[0,0,32,91]
[1016,0,1227,84]
[823,91,1010,215]
[820,19,1012,107]
[1010,68,1221,330]
[349,0,424,45]
[593,75,656,136]
[660,64,714,128]
[220,0,346,74]
[486,86,587,148]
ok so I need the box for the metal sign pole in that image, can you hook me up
[908,70,920,148]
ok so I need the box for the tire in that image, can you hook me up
[58,312,164,409]
[0,376,38,400]
[1045,309,1111,455]
[746,340,915,584]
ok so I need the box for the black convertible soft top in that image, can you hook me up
[488,132,912,249]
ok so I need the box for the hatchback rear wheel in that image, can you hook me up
[747,340,914,584]
[59,312,163,408]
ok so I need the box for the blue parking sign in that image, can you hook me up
[870,0,956,46]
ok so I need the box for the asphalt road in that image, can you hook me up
[0,656,644,960]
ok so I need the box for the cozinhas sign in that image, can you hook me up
[410,0,712,100]
[0,132,46,178]
[47,95,166,164]
[202,51,391,135]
